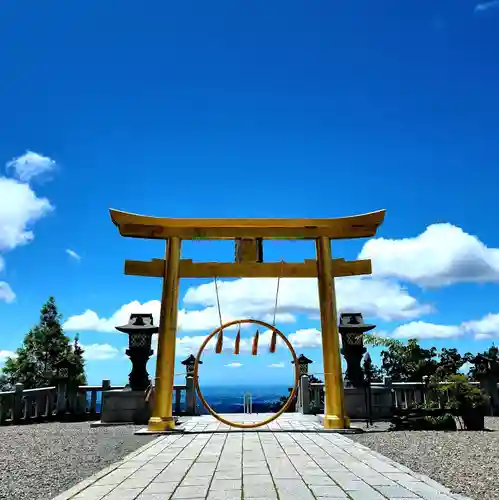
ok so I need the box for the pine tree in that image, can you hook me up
[0,297,87,389]
[68,334,87,386]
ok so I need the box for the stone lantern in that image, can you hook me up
[182,354,202,376]
[116,313,158,391]
[292,354,313,376]
[339,312,375,388]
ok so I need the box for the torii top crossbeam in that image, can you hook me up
[109,209,386,240]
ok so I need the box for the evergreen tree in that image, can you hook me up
[68,334,87,386]
[380,339,439,382]
[436,347,465,379]
[0,297,86,389]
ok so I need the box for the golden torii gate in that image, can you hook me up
[110,209,386,431]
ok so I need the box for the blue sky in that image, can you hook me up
[1,0,499,387]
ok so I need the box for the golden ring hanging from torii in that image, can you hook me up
[194,318,301,429]
[110,208,386,432]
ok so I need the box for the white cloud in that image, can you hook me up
[0,350,16,363]
[389,313,499,341]
[475,1,499,13]
[268,362,285,368]
[66,249,81,261]
[5,151,57,183]
[462,313,499,340]
[225,362,242,368]
[288,328,323,348]
[391,321,463,340]
[183,276,430,323]
[0,282,15,303]
[64,300,159,333]
[0,173,54,301]
[0,177,53,251]
[359,223,499,288]
[81,343,120,361]
[63,297,306,335]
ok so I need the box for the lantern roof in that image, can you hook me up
[181,354,203,365]
[339,312,375,333]
[116,313,159,334]
[292,354,313,365]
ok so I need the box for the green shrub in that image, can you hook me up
[434,374,488,412]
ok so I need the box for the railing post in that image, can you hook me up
[383,376,394,408]
[100,380,111,416]
[44,390,52,418]
[66,383,80,415]
[90,390,98,413]
[182,355,198,416]
[175,387,182,414]
[48,389,56,418]
[0,395,5,424]
[295,385,302,411]
[75,388,87,415]
[301,375,311,414]
[13,383,24,423]
[35,391,44,419]
[56,380,67,414]
[185,376,196,415]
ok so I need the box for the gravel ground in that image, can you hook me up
[349,416,499,500]
[0,422,155,500]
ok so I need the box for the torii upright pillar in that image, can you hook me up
[149,237,182,432]
[316,236,346,428]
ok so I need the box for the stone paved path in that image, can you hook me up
[53,422,472,500]
[178,413,325,433]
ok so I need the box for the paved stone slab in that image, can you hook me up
[52,414,474,500]
[177,413,326,433]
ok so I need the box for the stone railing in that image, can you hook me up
[0,380,190,425]
[386,380,485,409]
[300,379,412,418]
[0,380,123,425]
[309,383,324,412]
[174,385,188,414]
[298,377,495,419]
[0,385,57,424]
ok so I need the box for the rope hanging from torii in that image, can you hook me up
[213,259,284,355]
